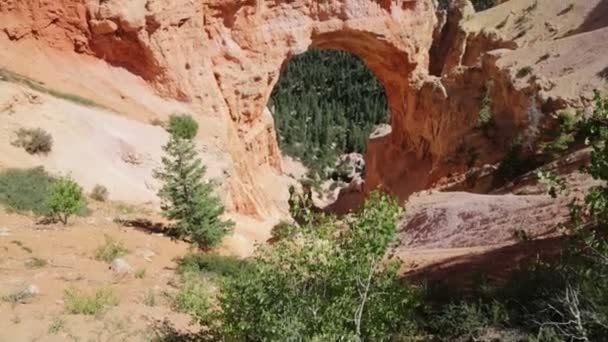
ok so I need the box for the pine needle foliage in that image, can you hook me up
[270,49,389,177]
[155,118,233,249]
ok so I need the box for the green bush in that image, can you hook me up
[90,184,109,202]
[176,254,251,278]
[47,176,87,225]
[167,114,199,140]
[219,192,419,341]
[269,220,298,241]
[13,128,53,154]
[63,287,119,316]
[173,275,212,323]
[0,167,55,215]
[94,237,129,263]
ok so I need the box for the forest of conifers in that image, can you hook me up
[269,49,389,177]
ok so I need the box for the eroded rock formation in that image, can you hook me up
[2,0,606,218]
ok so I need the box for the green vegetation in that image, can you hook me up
[218,192,418,340]
[0,68,105,108]
[176,254,250,278]
[270,49,388,178]
[172,274,212,323]
[48,317,66,334]
[90,184,109,202]
[478,83,495,132]
[0,167,56,215]
[12,128,53,154]
[25,257,48,268]
[494,138,534,185]
[63,287,119,316]
[167,113,199,140]
[516,66,534,78]
[47,176,87,225]
[94,237,129,263]
[155,114,233,249]
[143,289,157,307]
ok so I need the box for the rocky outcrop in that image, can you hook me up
[2,0,607,218]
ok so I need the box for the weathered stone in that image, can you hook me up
[110,258,133,274]
[90,19,118,35]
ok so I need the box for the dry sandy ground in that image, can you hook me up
[0,203,198,342]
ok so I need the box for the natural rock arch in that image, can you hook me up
[3,0,486,218]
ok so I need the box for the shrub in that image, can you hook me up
[494,138,540,186]
[269,220,298,241]
[0,167,55,215]
[516,66,533,78]
[47,176,87,225]
[13,128,53,154]
[143,289,156,307]
[167,114,199,140]
[94,237,129,263]
[173,275,211,322]
[176,254,250,278]
[219,192,419,340]
[155,133,234,249]
[428,300,508,339]
[25,257,48,268]
[90,184,109,202]
[63,287,119,316]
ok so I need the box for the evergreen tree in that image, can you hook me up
[155,120,233,248]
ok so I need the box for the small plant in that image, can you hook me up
[516,66,533,78]
[94,237,129,263]
[25,257,48,268]
[90,184,109,202]
[48,317,66,334]
[143,289,157,307]
[478,83,494,131]
[512,228,532,242]
[0,167,55,215]
[173,275,211,322]
[536,170,567,198]
[176,253,250,278]
[135,269,146,279]
[63,287,119,316]
[47,176,87,225]
[12,128,53,154]
[167,113,199,140]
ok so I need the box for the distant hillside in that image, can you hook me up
[269,49,389,178]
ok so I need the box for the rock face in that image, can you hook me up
[1,0,607,217]
[0,0,440,216]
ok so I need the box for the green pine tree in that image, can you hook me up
[155,127,234,249]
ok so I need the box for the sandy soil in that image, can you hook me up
[0,203,197,342]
